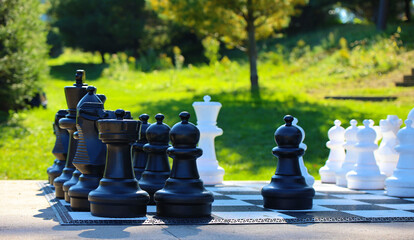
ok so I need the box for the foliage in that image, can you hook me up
[0,0,49,111]
[202,36,221,65]
[48,0,146,62]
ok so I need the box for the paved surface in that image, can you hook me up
[0,180,413,240]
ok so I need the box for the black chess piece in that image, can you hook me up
[89,109,149,218]
[131,114,150,180]
[155,112,214,218]
[54,70,88,199]
[261,115,315,210]
[47,110,69,185]
[68,86,108,211]
[139,114,171,205]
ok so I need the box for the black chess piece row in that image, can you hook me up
[46,70,315,218]
[46,70,214,217]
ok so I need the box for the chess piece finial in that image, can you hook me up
[139,113,149,124]
[75,70,85,86]
[203,95,211,102]
[155,112,214,217]
[262,115,315,210]
[115,109,125,120]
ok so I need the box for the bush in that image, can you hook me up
[0,0,49,112]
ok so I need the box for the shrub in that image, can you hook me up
[0,0,49,112]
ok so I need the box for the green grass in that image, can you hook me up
[1,24,414,180]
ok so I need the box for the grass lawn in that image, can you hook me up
[1,24,414,180]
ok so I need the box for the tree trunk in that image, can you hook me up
[377,0,388,31]
[405,0,411,22]
[100,52,106,64]
[246,0,260,96]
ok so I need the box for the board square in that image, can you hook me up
[343,210,414,218]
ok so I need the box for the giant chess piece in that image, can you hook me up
[319,120,345,183]
[131,114,150,180]
[261,115,315,210]
[89,109,149,217]
[346,120,386,190]
[47,110,69,185]
[335,120,359,187]
[54,70,88,199]
[293,118,314,186]
[68,86,108,211]
[377,115,402,177]
[386,120,414,197]
[139,114,171,205]
[192,95,225,185]
[155,112,214,217]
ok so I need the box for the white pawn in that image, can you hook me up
[386,120,414,197]
[192,95,225,185]
[335,119,359,187]
[319,120,345,183]
[377,115,402,177]
[346,120,386,190]
[293,118,315,186]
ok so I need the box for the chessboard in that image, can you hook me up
[39,181,414,225]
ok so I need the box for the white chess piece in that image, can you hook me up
[385,119,414,197]
[335,119,359,187]
[192,95,225,185]
[293,118,315,186]
[377,115,402,177]
[346,120,386,190]
[319,120,345,183]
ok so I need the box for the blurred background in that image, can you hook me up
[0,0,413,180]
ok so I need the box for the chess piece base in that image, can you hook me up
[53,167,75,199]
[198,166,225,185]
[155,178,214,218]
[69,173,102,211]
[261,175,315,210]
[319,164,341,183]
[47,160,66,185]
[140,171,170,205]
[386,186,414,197]
[347,172,386,190]
[63,169,81,202]
[89,178,149,218]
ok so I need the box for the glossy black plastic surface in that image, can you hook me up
[89,109,149,218]
[131,114,150,180]
[47,110,69,185]
[261,115,315,210]
[139,114,171,205]
[54,70,88,199]
[155,112,214,218]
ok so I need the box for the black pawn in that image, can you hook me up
[132,114,150,180]
[89,109,149,218]
[155,112,214,218]
[139,114,171,205]
[261,115,315,210]
[54,70,88,199]
[47,110,69,185]
[68,86,106,211]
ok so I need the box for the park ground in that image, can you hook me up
[1,23,414,180]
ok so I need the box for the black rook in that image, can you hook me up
[89,109,149,218]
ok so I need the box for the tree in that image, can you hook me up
[149,0,307,94]
[0,0,48,111]
[49,0,146,63]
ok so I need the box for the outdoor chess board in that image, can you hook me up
[39,181,414,225]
